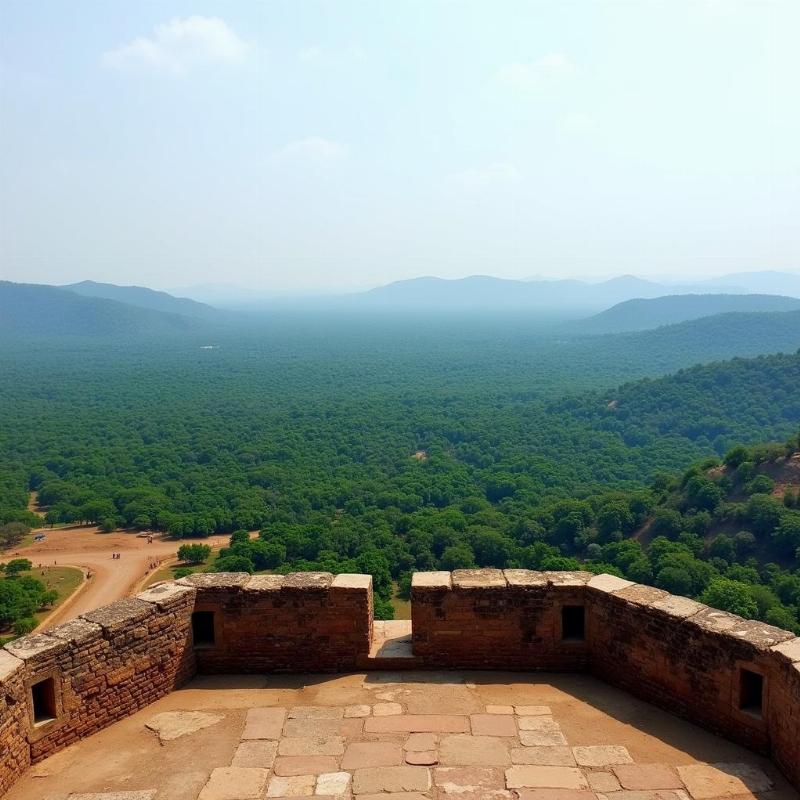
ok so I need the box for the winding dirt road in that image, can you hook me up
[2,525,233,629]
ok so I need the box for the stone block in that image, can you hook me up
[504,569,547,588]
[439,734,511,766]
[4,632,67,663]
[136,582,196,609]
[245,575,285,592]
[771,636,800,664]
[0,649,23,682]
[82,598,153,633]
[544,571,592,586]
[452,569,507,589]
[613,584,669,606]
[48,618,103,645]
[586,573,634,594]
[331,573,371,591]
[178,572,250,589]
[650,594,706,619]
[572,745,632,767]
[282,571,333,590]
[411,571,452,590]
[241,707,286,740]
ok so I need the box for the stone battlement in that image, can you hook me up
[1,570,799,797]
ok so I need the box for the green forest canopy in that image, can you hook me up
[1,314,799,624]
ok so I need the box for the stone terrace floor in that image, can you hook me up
[6,671,798,800]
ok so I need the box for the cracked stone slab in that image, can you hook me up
[266,774,315,797]
[145,711,223,743]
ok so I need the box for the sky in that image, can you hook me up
[1,0,798,293]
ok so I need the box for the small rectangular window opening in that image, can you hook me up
[561,605,586,641]
[192,611,216,647]
[31,677,57,725]
[739,668,764,717]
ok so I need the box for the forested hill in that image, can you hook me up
[0,281,205,337]
[576,294,800,334]
[62,280,222,321]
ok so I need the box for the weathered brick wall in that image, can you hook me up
[764,638,800,788]
[411,569,800,792]
[586,575,795,755]
[1,582,197,766]
[180,572,373,673]
[0,651,29,796]
[412,569,592,670]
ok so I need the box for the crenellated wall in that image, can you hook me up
[179,571,373,673]
[1,569,799,797]
[411,568,800,789]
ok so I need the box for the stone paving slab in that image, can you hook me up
[277,736,346,756]
[573,745,633,767]
[68,794,157,800]
[352,765,432,794]
[231,740,278,768]
[198,767,269,800]
[506,765,589,790]
[266,774,316,797]
[519,729,569,746]
[341,741,403,768]
[434,766,507,798]
[676,762,773,798]
[439,734,511,766]
[613,763,684,790]
[470,713,517,736]
[364,714,470,733]
[241,707,286,740]
[273,755,340,776]
[511,745,576,765]
[288,706,344,719]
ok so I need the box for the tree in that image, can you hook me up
[724,445,750,469]
[699,578,758,619]
[177,544,212,564]
[440,545,476,571]
[4,559,32,576]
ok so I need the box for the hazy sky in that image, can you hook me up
[1,1,798,292]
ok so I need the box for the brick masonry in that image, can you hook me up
[1,570,799,796]
[178,572,373,674]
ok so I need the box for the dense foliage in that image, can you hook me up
[1,314,800,623]
[0,559,58,636]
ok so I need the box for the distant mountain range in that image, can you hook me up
[62,280,220,321]
[576,293,800,334]
[339,271,800,315]
[0,282,205,337]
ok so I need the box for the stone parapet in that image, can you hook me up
[411,569,592,670]
[2,570,800,796]
[179,572,373,674]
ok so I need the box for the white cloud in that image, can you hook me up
[103,16,249,76]
[496,53,575,92]
[271,137,349,163]
[449,162,522,189]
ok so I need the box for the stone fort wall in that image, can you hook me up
[0,569,798,797]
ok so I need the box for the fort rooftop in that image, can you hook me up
[1,569,799,799]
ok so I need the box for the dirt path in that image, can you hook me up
[27,491,45,518]
[1,525,234,629]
